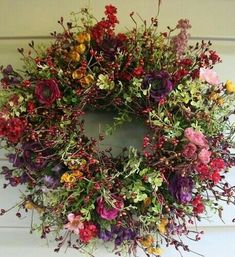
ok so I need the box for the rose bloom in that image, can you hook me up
[199,68,220,86]
[35,79,61,106]
[96,196,123,220]
[184,128,208,148]
[182,143,197,159]
[142,71,174,102]
[198,148,212,164]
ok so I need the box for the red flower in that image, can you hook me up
[105,5,117,15]
[192,195,205,214]
[0,118,7,136]
[116,33,127,42]
[210,171,221,184]
[35,79,61,106]
[210,158,225,171]
[195,163,209,177]
[5,118,25,143]
[27,101,35,114]
[133,67,144,77]
[79,222,98,243]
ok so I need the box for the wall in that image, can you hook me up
[0,1,235,256]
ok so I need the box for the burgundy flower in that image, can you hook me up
[0,118,6,136]
[5,118,24,143]
[169,175,193,204]
[35,79,61,106]
[22,142,48,171]
[142,71,174,102]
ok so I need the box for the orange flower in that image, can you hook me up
[69,51,80,62]
[76,32,91,43]
[73,170,83,178]
[72,69,85,80]
[80,74,94,87]
[143,197,151,208]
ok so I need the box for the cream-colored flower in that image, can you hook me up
[97,74,115,90]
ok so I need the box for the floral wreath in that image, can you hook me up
[1,4,235,257]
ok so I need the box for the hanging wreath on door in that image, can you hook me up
[1,4,235,256]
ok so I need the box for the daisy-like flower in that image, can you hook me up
[64,213,84,235]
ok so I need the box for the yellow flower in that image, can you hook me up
[217,98,224,106]
[72,69,84,80]
[80,74,95,87]
[69,51,80,62]
[60,172,76,183]
[140,235,154,248]
[147,247,163,256]
[157,218,168,234]
[25,200,34,210]
[24,201,44,214]
[225,80,235,93]
[76,32,91,43]
[209,92,219,101]
[75,44,86,54]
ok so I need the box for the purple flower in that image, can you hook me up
[43,175,60,189]
[8,154,24,168]
[99,226,136,246]
[1,65,21,85]
[142,71,174,102]
[99,230,113,241]
[169,175,193,204]
[22,142,48,171]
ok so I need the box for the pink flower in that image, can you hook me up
[184,128,208,148]
[182,143,197,159]
[64,213,84,235]
[198,148,211,164]
[199,68,220,85]
[96,197,123,220]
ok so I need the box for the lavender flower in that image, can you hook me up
[43,175,60,189]
[169,175,193,204]
[142,71,174,102]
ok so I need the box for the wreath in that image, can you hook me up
[1,4,235,257]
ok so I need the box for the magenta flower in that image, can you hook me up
[64,213,84,235]
[184,128,208,148]
[96,197,123,220]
